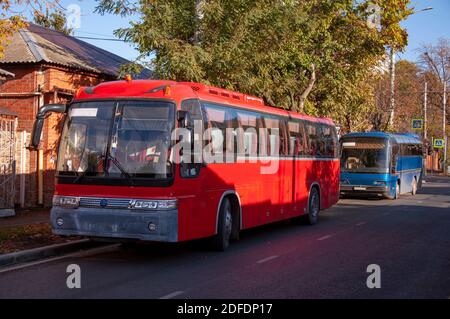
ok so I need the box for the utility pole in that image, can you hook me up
[424,81,428,141]
[193,0,202,45]
[388,47,395,129]
[444,81,447,174]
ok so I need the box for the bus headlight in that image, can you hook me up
[129,199,177,211]
[52,196,79,208]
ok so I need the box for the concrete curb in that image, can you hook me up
[0,239,101,268]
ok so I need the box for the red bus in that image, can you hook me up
[30,79,340,250]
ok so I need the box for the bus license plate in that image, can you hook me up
[354,186,367,191]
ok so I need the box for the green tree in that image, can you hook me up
[1,0,60,58]
[33,8,73,35]
[96,0,412,131]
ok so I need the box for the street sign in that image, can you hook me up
[434,138,445,149]
[411,118,423,130]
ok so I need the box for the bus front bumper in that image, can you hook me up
[340,185,389,196]
[51,207,178,242]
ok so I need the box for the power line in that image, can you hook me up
[74,35,126,42]
[30,29,127,42]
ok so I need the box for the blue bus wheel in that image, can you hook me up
[411,178,418,196]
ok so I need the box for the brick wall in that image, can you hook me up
[0,63,111,207]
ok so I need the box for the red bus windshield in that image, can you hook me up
[56,100,175,182]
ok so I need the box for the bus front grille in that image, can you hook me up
[78,197,132,209]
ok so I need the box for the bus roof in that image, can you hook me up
[73,79,335,126]
[342,132,422,144]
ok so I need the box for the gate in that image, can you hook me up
[0,109,17,216]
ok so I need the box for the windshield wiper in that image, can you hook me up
[72,154,135,186]
[106,154,135,186]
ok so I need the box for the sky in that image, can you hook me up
[398,0,450,61]
[10,0,450,63]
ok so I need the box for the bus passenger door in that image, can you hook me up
[390,143,400,195]
[177,99,207,240]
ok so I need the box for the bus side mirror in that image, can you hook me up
[177,110,192,129]
[29,104,67,150]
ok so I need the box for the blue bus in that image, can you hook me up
[339,132,423,199]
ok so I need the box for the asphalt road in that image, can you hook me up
[1,175,450,299]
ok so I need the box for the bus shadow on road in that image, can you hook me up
[111,212,341,261]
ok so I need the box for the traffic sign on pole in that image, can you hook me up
[412,118,423,130]
[434,138,445,149]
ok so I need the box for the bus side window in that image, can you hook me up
[321,125,335,158]
[236,110,259,157]
[225,109,239,160]
[288,120,306,156]
[316,124,327,158]
[181,99,203,120]
[265,117,280,156]
[306,123,319,157]
[304,123,315,157]
[279,119,289,156]
[203,103,227,157]
[330,126,339,158]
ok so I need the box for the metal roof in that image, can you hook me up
[342,132,422,144]
[0,24,151,79]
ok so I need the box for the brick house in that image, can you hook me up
[0,24,150,208]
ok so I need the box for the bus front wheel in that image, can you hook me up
[211,198,233,251]
[386,181,400,200]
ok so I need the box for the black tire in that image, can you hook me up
[211,198,233,251]
[304,187,320,225]
[385,181,399,200]
[411,178,418,196]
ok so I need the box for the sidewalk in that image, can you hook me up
[0,208,80,255]
[0,208,50,229]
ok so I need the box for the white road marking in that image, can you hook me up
[317,234,333,241]
[159,291,184,299]
[356,221,367,226]
[0,244,120,274]
[256,255,279,264]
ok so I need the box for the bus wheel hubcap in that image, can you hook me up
[311,193,319,217]
[225,209,232,239]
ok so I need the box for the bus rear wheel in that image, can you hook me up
[211,198,233,251]
[395,182,400,199]
[304,187,320,225]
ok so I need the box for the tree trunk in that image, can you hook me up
[298,63,316,113]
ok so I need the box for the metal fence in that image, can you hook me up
[0,114,17,214]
